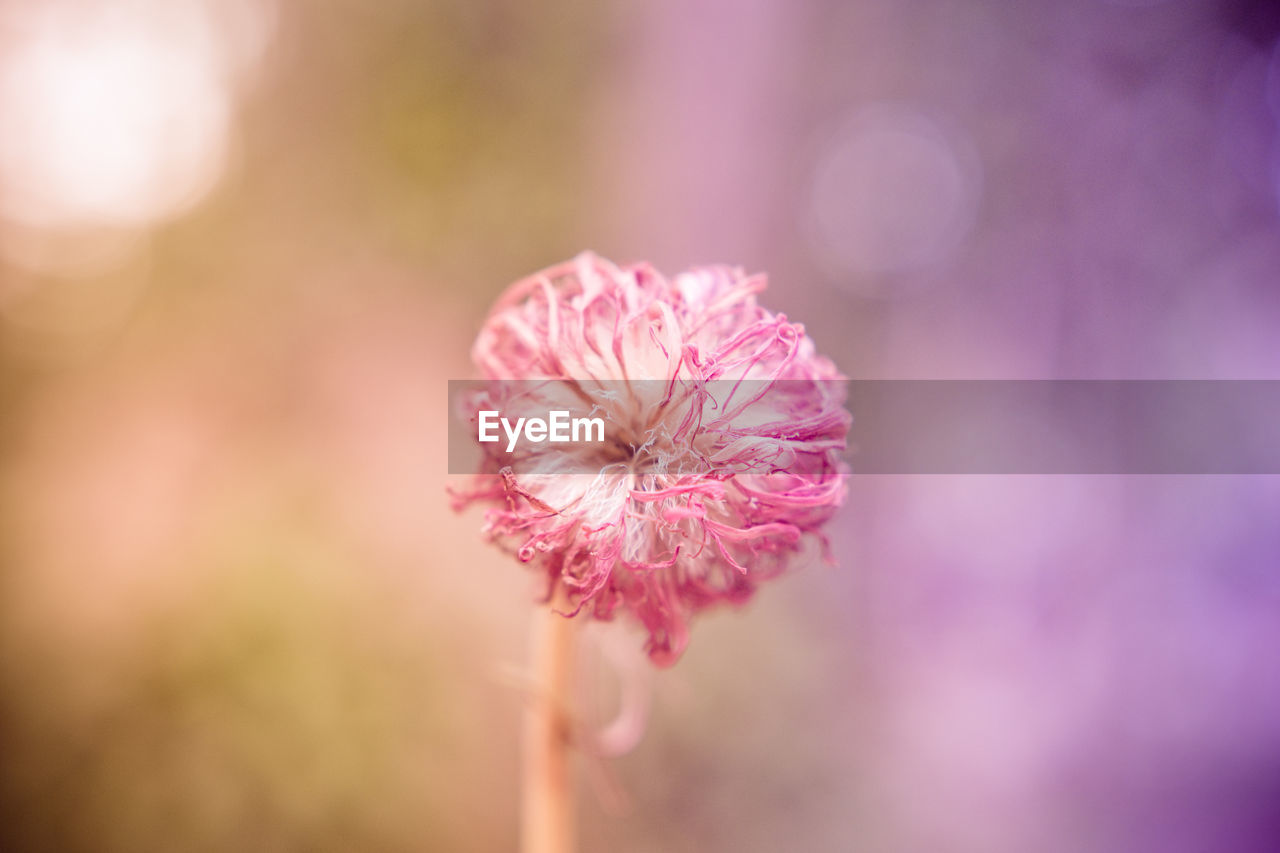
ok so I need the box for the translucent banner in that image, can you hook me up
[447,380,1280,475]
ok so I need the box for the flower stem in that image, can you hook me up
[521,605,576,853]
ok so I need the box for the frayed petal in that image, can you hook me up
[455,253,849,666]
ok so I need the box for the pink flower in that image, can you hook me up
[454,253,849,666]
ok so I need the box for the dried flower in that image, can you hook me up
[454,253,849,665]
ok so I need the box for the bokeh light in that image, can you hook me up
[807,104,981,282]
[0,0,273,275]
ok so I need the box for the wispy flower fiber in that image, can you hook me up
[454,253,849,665]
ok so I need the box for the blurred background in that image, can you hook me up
[2,0,1280,850]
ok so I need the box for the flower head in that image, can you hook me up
[454,253,849,665]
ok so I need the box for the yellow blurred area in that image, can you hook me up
[0,1,606,850]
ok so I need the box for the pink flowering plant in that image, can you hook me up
[454,252,850,665]
[453,252,849,852]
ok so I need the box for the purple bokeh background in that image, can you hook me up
[2,0,1278,850]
